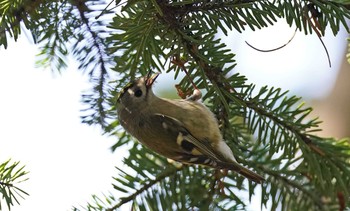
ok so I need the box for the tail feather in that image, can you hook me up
[176,154,264,183]
[217,161,265,183]
[236,166,265,183]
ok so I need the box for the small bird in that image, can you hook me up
[116,73,264,183]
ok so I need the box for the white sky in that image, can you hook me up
[0,38,123,210]
[0,19,348,211]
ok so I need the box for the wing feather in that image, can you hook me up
[152,114,223,161]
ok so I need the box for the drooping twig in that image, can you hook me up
[303,3,331,67]
[245,28,297,52]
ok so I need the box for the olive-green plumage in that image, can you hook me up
[116,73,264,183]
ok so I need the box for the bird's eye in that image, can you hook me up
[134,89,143,97]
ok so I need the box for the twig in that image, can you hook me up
[95,0,115,19]
[303,3,331,67]
[245,28,297,52]
[171,55,199,90]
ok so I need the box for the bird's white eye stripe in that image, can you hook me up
[127,89,134,95]
[116,82,134,101]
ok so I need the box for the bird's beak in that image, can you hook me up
[145,72,160,89]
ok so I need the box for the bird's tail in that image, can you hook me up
[236,165,265,183]
[176,154,264,183]
[217,161,265,183]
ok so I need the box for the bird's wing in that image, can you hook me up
[149,114,265,183]
[151,113,223,161]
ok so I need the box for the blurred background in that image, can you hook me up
[222,20,350,139]
[0,19,349,210]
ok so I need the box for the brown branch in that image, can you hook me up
[303,3,331,67]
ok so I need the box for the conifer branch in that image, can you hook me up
[73,0,108,75]
[0,160,29,210]
[261,167,324,210]
[74,0,108,126]
[243,99,325,155]
[0,0,45,47]
[108,166,183,210]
